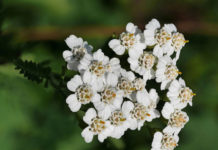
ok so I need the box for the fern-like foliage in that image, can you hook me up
[14,59,69,96]
[14,59,51,84]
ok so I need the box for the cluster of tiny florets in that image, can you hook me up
[63,19,195,149]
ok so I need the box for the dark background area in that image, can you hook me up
[0,0,218,150]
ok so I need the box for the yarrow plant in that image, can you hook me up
[63,19,195,149]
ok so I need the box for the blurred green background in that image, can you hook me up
[0,0,218,150]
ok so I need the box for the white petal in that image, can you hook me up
[163,125,174,134]
[116,90,124,98]
[91,93,101,103]
[161,80,170,90]
[149,89,159,103]
[67,61,79,71]
[136,90,150,106]
[128,57,138,70]
[106,73,118,87]
[78,54,91,71]
[83,41,93,53]
[165,44,174,56]
[65,35,83,49]
[128,118,138,130]
[63,50,72,61]
[95,77,104,92]
[128,48,143,59]
[174,102,187,110]
[81,53,92,64]
[93,101,105,111]
[137,120,145,130]
[109,39,125,55]
[115,45,126,55]
[133,41,146,49]
[113,97,123,109]
[163,24,177,33]
[145,19,160,30]
[189,101,193,106]
[98,106,111,120]
[83,71,92,84]
[83,108,97,124]
[126,71,135,81]
[152,132,163,149]
[111,126,125,139]
[66,94,81,112]
[178,77,186,87]
[146,109,160,122]
[161,102,174,119]
[98,122,113,142]
[156,73,165,83]
[93,49,104,62]
[153,45,163,58]
[144,30,156,46]
[126,22,136,33]
[102,56,109,65]
[122,101,134,116]
[109,58,121,73]
[159,55,172,65]
[109,39,120,49]
[155,67,165,76]
[98,132,108,143]
[81,127,94,143]
[143,69,153,80]
[110,57,120,66]
[153,109,160,118]
[169,80,180,92]
[67,75,83,92]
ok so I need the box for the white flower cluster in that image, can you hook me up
[63,19,195,149]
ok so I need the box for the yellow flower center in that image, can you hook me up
[101,87,117,104]
[138,52,156,69]
[131,103,150,121]
[89,60,106,77]
[76,84,93,104]
[117,77,135,96]
[72,47,86,60]
[109,111,126,126]
[172,32,188,51]
[133,78,145,91]
[161,133,178,150]
[120,33,136,49]
[179,87,195,103]
[155,29,171,46]
[165,65,181,80]
[89,117,106,134]
[169,110,188,128]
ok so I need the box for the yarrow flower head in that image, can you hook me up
[66,75,100,112]
[132,78,146,91]
[81,108,113,143]
[128,51,156,80]
[117,69,136,98]
[122,89,160,130]
[78,49,121,91]
[162,102,189,134]
[108,104,131,139]
[63,35,93,70]
[63,18,195,149]
[152,131,179,150]
[144,19,176,57]
[167,78,195,109]
[93,86,124,120]
[156,56,182,90]
[109,22,145,56]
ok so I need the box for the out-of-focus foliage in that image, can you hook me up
[0,0,218,150]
